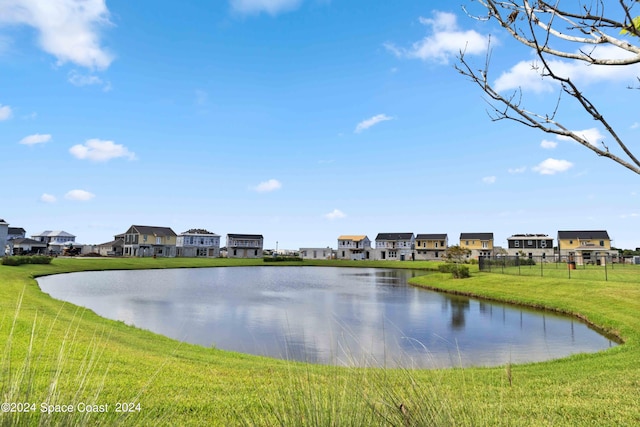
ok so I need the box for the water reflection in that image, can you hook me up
[37,267,616,368]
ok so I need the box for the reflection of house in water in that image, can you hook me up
[447,297,470,329]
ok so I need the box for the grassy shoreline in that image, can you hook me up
[1,258,639,425]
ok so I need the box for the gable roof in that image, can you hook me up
[416,234,447,240]
[557,230,610,240]
[460,232,494,240]
[127,225,177,237]
[337,235,369,242]
[8,227,26,235]
[375,233,414,241]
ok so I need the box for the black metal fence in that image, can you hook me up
[478,255,639,282]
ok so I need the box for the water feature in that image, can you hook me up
[37,266,616,368]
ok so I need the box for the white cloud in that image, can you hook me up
[65,189,95,201]
[324,209,346,220]
[620,213,639,219]
[0,0,114,70]
[19,133,51,145]
[230,0,302,15]
[532,158,574,175]
[40,193,57,203]
[482,176,496,184]
[557,127,604,148]
[252,179,282,193]
[69,139,136,162]
[495,45,640,93]
[385,11,489,63]
[355,114,393,133]
[540,139,558,149]
[631,122,640,130]
[0,104,12,121]
[68,70,111,90]
[508,166,526,174]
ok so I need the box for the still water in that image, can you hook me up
[37,267,616,368]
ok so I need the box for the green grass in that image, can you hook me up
[482,260,640,283]
[1,257,639,425]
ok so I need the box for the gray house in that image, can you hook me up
[0,219,8,255]
[177,229,221,257]
[375,233,415,261]
[226,234,264,258]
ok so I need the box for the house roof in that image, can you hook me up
[416,234,447,240]
[508,234,550,239]
[97,238,124,247]
[227,234,263,239]
[32,230,76,238]
[181,229,219,236]
[11,238,47,246]
[460,232,494,240]
[127,225,177,237]
[558,230,610,240]
[8,227,26,234]
[0,219,8,225]
[337,235,369,242]
[375,233,414,240]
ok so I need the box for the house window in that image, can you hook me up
[527,240,533,246]
[143,235,148,242]
[465,241,469,246]
[541,241,547,248]
[434,242,438,248]
[600,240,604,247]
[514,241,520,248]
[569,240,573,244]
[482,241,488,249]
[254,249,258,256]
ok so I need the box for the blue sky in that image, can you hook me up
[1,0,639,250]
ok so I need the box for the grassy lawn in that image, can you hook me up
[482,260,640,283]
[1,257,639,425]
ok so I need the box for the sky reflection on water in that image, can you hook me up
[37,267,616,368]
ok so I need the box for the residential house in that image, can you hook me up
[0,219,8,255]
[337,235,372,260]
[8,227,26,241]
[375,233,415,261]
[122,225,177,257]
[506,234,554,259]
[177,229,221,257]
[557,230,616,265]
[10,238,48,255]
[300,247,335,260]
[460,233,494,258]
[94,234,124,256]
[415,234,448,260]
[31,230,77,255]
[226,234,264,258]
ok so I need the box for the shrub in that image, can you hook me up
[1,255,53,266]
[438,263,470,279]
[264,256,303,262]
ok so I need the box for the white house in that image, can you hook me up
[337,235,372,260]
[31,230,77,255]
[177,229,221,257]
[0,219,8,255]
[375,233,415,261]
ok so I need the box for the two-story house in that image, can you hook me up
[226,234,264,258]
[299,247,335,260]
[31,230,77,255]
[375,233,415,261]
[177,229,221,257]
[337,235,372,260]
[415,234,448,260]
[557,230,615,265]
[122,225,177,257]
[506,234,554,259]
[460,232,494,258]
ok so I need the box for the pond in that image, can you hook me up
[37,266,616,368]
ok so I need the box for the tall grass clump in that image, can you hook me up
[0,288,140,426]
[1,256,53,266]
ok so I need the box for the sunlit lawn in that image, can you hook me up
[1,257,639,425]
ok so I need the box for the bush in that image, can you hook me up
[263,256,303,262]
[1,255,53,266]
[438,263,470,279]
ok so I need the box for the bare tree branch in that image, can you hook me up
[459,0,640,174]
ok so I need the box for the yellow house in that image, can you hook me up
[557,230,614,265]
[122,225,177,257]
[415,234,448,260]
[460,232,494,258]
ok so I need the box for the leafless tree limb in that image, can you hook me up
[458,0,640,174]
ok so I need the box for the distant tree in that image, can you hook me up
[444,245,472,264]
[457,1,640,174]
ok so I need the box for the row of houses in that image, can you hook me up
[0,220,264,258]
[0,218,618,264]
[301,231,617,265]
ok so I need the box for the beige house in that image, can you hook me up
[415,234,448,260]
[226,234,263,258]
[557,230,616,265]
[122,225,177,257]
